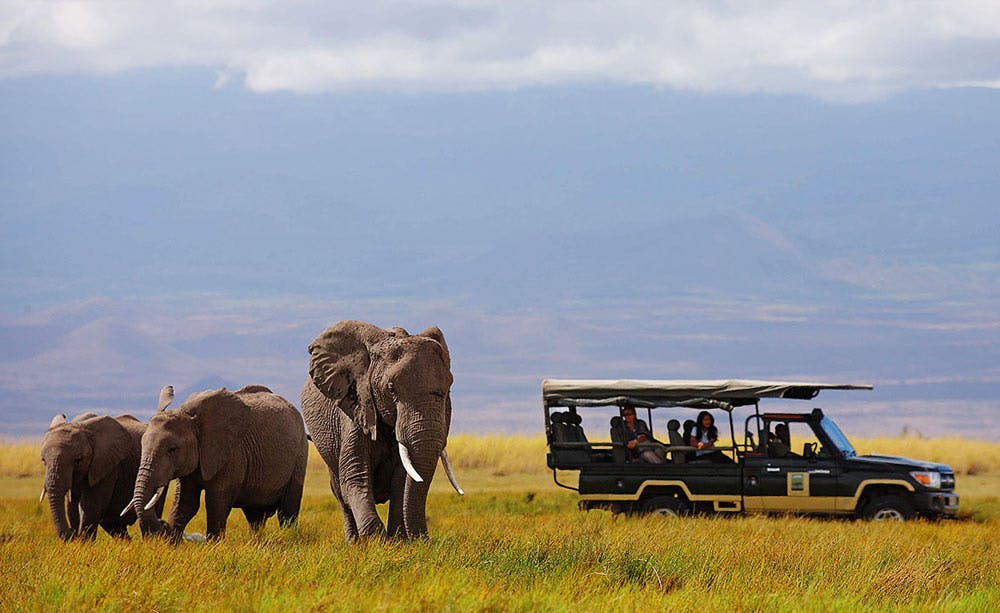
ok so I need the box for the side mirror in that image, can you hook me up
[803,442,817,458]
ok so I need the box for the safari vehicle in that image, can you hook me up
[543,379,959,520]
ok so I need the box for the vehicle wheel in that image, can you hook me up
[640,496,689,518]
[862,495,915,521]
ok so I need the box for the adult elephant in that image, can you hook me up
[129,385,308,541]
[39,388,172,540]
[302,320,463,542]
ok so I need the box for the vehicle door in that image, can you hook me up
[753,420,840,513]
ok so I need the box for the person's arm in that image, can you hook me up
[622,426,637,449]
[636,422,649,443]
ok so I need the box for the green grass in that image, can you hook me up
[3,436,999,611]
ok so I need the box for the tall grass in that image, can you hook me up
[1,493,997,611]
[2,436,998,611]
[853,436,1000,476]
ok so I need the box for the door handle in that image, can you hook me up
[766,467,781,472]
[809,469,831,474]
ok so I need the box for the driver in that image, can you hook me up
[768,423,796,458]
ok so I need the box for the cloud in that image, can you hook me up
[2,1,999,100]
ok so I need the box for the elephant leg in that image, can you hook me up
[204,490,235,539]
[329,473,359,541]
[167,481,202,535]
[386,462,406,539]
[101,521,130,539]
[78,495,106,541]
[242,508,267,532]
[67,493,81,535]
[340,429,384,539]
[340,500,360,542]
[342,479,383,539]
[277,451,307,527]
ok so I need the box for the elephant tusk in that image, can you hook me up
[439,448,464,495]
[144,486,165,511]
[39,487,46,503]
[398,442,424,483]
[121,497,138,517]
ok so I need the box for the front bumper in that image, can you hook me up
[914,491,959,517]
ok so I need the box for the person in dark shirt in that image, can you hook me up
[620,405,665,464]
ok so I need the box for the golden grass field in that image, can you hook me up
[2,435,998,611]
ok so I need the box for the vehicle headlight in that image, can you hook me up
[910,471,941,489]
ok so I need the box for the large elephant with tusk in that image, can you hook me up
[129,384,308,541]
[302,320,463,542]
[39,389,171,541]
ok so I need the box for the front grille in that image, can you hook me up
[941,473,955,490]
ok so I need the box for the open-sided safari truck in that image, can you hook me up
[543,379,959,520]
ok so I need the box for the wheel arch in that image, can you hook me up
[856,483,913,514]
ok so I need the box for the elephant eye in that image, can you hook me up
[168,446,178,454]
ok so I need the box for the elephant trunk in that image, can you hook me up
[398,415,446,539]
[132,464,163,536]
[44,465,73,540]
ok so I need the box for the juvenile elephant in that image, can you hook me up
[39,389,171,540]
[130,385,308,541]
[302,320,463,542]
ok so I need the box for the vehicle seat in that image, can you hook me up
[667,418,686,464]
[564,411,588,443]
[549,412,572,443]
[609,416,628,463]
[549,411,593,468]
[682,419,696,462]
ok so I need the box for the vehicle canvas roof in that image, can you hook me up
[542,379,872,410]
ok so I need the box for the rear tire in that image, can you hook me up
[640,496,689,518]
[862,495,914,521]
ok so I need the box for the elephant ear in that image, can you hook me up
[81,416,132,487]
[181,389,252,482]
[308,320,388,439]
[417,325,453,434]
[416,325,450,369]
[157,385,175,411]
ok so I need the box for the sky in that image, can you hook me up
[1,1,999,440]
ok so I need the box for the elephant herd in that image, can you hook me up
[38,320,463,543]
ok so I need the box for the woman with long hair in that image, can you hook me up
[690,410,728,462]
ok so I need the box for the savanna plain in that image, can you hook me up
[1,435,998,611]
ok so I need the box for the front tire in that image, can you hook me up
[639,496,689,518]
[862,495,915,521]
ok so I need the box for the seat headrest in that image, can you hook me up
[683,419,695,430]
[667,419,680,431]
[610,416,623,427]
[565,413,582,426]
[550,412,565,424]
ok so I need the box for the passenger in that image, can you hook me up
[620,406,665,464]
[690,410,729,463]
[768,423,792,458]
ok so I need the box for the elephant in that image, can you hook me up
[39,389,171,540]
[129,384,308,541]
[302,320,464,542]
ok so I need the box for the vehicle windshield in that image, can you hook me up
[819,417,856,458]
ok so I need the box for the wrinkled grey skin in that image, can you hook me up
[302,320,455,541]
[40,412,164,540]
[133,385,308,541]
